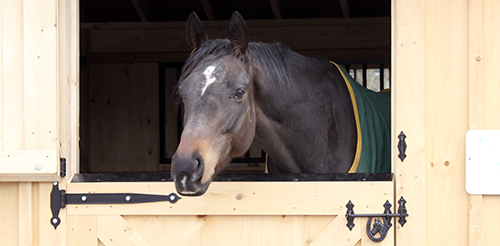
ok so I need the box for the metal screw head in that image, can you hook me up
[35,165,42,171]
[52,218,59,224]
[170,195,176,201]
[81,196,87,202]
[125,195,131,202]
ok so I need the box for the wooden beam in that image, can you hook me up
[83,19,391,54]
[340,0,351,18]
[81,17,390,30]
[130,0,153,22]
[67,181,393,216]
[200,0,215,21]
[269,0,282,19]
[0,150,59,181]
[84,48,391,64]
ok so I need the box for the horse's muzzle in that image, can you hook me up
[171,151,209,196]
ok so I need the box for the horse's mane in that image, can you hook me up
[179,39,295,87]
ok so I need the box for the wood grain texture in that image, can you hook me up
[392,0,426,245]
[468,0,484,245]
[88,63,159,172]
[67,215,98,246]
[425,1,469,245]
[481,0,500,244]
[67,181,393,216]
[98,215,151,246]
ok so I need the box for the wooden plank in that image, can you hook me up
[200,0,215,21]
[0,150,58,181]
[482,196,500,245]
[22,0,59,152]
[340,0,351,18]
[131,0,153,22]
[483,0,500,129]
[425,1,469,245]
[67,182,392,216]
[86,23,390,54]
[67,215,98,246]
[64,0,80,179]
[0,183,19,245]
[1,0,25,150]
[392,0,426,245]
[122,215,335,246]
[269,0,282,19]
[482,0,500,245]
[309,215,360,246]
[97,215,151,246]
[18,182,33,246]
[468,0,484,245]
[87,63,159,173]
[0,0,4,151]
[80,17,391,30]
[84,48,391,64]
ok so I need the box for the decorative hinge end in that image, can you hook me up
[398,131,407,161]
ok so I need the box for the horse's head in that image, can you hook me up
[171,11,255,196]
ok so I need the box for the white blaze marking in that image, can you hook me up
[201,65,217,96]
[180,176,187,189]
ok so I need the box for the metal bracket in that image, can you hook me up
[49,182,181,229]
[398,131,407,161]
[345,196,408,242]
[60,158,66,177]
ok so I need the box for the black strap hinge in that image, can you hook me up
[49,182,181,229]
[345,196,408,242]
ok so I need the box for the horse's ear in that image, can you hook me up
[227,11,249,56]
[186,12,208,51]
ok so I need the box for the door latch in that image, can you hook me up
[345,196,408,242]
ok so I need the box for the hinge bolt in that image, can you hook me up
[81,196,87,202]
[125,196,131,202]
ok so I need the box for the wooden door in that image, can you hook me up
[66,181,394,246]
[0,0,78,245]
[393,0,500,245]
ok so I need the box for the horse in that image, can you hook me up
[171,11,391,196]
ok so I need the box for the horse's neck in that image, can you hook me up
[253,59,357,173]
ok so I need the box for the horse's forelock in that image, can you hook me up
[177,39,296,101]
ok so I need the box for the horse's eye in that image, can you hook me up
[233,88,246,100]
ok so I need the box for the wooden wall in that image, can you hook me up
[0,0,79,245]
[472,0,500,244]
[80,63,159,173]
[80,17,391,173]
[81,18,391,64]
[393,0,500,245]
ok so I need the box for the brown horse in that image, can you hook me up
[171,11,390,196]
